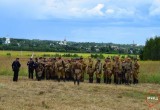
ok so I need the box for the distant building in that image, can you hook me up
[5,38,10,44]
[59,38,67,45]
[64,38,67,45]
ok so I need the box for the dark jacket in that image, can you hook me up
[12,61,21,71]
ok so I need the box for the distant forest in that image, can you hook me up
[0,37,143,55]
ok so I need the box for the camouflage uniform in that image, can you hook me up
[121,59,127,84]
[34,58,44,81]
[41,58,47,80]
[95,59,102,83]
[45,59,53,80]
[103,58,113,84]
[133,59,140,84]
[80,58,87,82]
[55,57,65,82]
[113,57,122,84]
[65,60,72,81]
[87,58,94,83]
[50,58,56,80]
[125,58,133,85]
[73,59,82,85]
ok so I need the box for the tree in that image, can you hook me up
[142,36,160,60]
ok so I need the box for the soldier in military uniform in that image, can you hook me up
[65,59,72,81]
[103,57,113,84]
[113,56,122,84]
[50,58,57,80]
[95,58,102,83]
[27,58,35,79]
[55,57,66,82]
[133,59,140,84]
[73,58,82,85]
[45,58,53,80]
[34,57,44,81]
[125,58,133,85]
[80,57,87,82]
[121,58,127,84]
[87,58,94,83]
[112,58,116,84]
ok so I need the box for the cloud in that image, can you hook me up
[149,0,160,16]
[0,0,160,22]
[70,4,105,17]
[105,8,135,18]
[106,9,114,14]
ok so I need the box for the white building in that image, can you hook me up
[59,38,67,45]
[5,38,10,44]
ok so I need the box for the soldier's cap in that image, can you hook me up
[30,58,32,60]
[58,56,61,59]
[115,56,120,59]
[39,57,42,59]
[16,58,19,60]
[80,57,83,59]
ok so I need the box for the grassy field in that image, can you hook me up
[0,50,130,58]
[0,55,160,84]
[0,51,160,110]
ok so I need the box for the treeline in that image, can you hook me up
[0,37,143,54]
[140,36,160,60]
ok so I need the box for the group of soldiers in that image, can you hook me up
[27,56,140,85]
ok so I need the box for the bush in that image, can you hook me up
[6,53,11,56]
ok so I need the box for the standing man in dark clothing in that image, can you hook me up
[12,58,21,82]
[27,58,35,79]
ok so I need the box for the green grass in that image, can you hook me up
[0,50,130,58]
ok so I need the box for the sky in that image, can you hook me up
[0,0,160,45]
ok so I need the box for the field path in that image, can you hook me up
[0,76,160,110]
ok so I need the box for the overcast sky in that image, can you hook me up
[0,0,160,45]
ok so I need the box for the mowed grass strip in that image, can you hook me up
[0,76,154,110]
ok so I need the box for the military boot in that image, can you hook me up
[77,80,80,85]
[74,80,76,85]
[109,79,112,84]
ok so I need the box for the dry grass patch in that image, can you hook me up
[1,76,160,110]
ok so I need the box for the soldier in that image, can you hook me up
[113,56,122,84]
[95,58,102,83]
[34,57,44,81]
[121,58,127,84]
[133,59,140,84]
[112,57,116,84]
[41,58,47,79]
[50,58,57,80]
[12,58,21,82]
[125,58,133,85]
[65,59,72,81]
[45,58,53,80]
[80,57,87,82]
[27,58,34,79]
[73,58,82,85]
[103,57,113,84]
[55,57,66,82]
[87,58,94,83]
